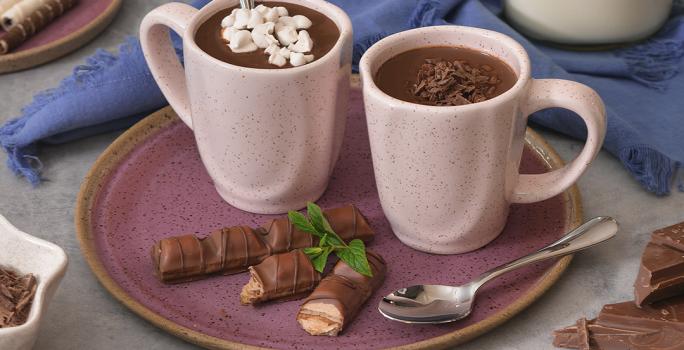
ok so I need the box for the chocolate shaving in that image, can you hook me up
[0,267,37,328]
[411,58,502,106]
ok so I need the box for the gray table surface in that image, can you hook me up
[1,1,683,349]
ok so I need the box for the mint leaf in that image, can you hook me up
[309,247,332,273]
[288,211,322,238]
[307,202,344,246]
[336,239,372,277]
[306,202,328,233]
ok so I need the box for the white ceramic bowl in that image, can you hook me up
[0,214,68,350]
[505,0,672,45]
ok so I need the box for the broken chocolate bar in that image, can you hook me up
[152,205,374,283]
[635,222,684,307]
[296,250,386,336]
[553,298,684,349]
[240,250,321,305]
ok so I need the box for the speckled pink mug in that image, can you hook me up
[360,26,606,254]
[140,0,352,214]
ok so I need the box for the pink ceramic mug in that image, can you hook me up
[140,0,352,214]
[359,26,606,254]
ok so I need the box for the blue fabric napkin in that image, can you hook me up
[2,0,683,196]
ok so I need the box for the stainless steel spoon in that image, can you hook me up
[239,0,255,10]
[379,216,618,324]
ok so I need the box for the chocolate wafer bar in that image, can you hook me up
[240,250,321,305]
[151,205,374,283]
[0,0,76,54]
[296,250,386,336]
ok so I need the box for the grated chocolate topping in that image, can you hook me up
[411,58,502,106]
[0,267,37,328]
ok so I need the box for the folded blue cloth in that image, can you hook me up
[2,0,683,196]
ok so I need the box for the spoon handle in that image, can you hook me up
[471,216,618,290]
[239,0,255,10]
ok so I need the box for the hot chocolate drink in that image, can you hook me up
[374,46,517,106]
[195,2,339,69]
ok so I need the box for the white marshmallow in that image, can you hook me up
[277,16,296,28]
[252,22,274,35]
[254,4,269,14]
[278,47,291,59]
[289,52,314,66]
[263,8,279,22]
[233,8,251,29]
[292,15,312,29]
[231,8,239,15]
[252,31,279,48]
[275,23,298,45]
[229,30,258,53]
[274,6,288,17]
[247,9,264,29]
[264,43,280,56]
[268,52,287,67]
[221,27,239,42]
[288,30,313,53]
[221,14,236,28]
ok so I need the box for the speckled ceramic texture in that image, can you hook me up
[0,215,68,350]
[78,87,580,350]
[140,0,353,214]
[0,0,121,73]
[359,26,606,254]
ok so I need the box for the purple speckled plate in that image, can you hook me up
[0,0,121,73]
[76,85,582,350]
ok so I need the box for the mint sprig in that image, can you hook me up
[288,202,372,277]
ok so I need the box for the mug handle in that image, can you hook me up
[140,3,197,130]
[512,79,606,204]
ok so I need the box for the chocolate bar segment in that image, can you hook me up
[598,298,684,333]
[553,319,684,350]
[635,222,684,307]
[0,0,77,54]
[152,205,374,283]
[240,250,320,305]
[553,298,684,349]
[296,250,386,336]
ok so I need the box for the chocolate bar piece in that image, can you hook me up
[240,250,320,305]
[635,222,684,306]
[0,0,77,54]
[296,250,386,336]
[553,319,684,350]
[553,298,684,349]
[152,205,374,283]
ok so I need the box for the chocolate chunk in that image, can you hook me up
[0,0,77,55]
[296,250,386,336]
[635,222,684,307]
[411,58,502,106]
[553,298,684,349]
[152,205,374,283]
[0,267,37,328]
[598,298,684,333]
[240,250,321,305]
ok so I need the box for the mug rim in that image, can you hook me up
[184,0,352,74]
[359,25,532,112]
